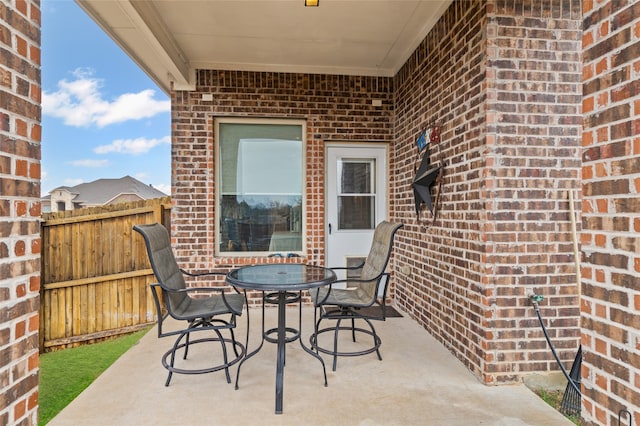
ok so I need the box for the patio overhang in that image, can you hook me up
[75,0,452,94]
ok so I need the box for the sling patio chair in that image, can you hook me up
[310,221,403,371]
[133,223,247,386]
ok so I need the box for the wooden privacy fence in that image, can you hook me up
[39,197,171,351]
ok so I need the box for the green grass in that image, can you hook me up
[38,328,151,425]
[535,388,581,425]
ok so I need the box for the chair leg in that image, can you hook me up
[333,318,342,371]
[312,307,320,354]
[229,328,241,358]
[183,331,190,360]
[361,317,383,361]
[351,318,356,342]
[213,328,232,384]
[183,319,201,360]
[166,331,189,386]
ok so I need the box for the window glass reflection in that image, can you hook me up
[218,122,303,254]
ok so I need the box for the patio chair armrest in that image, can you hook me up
[329,261,365,272]
[221,289,246,315]
[315,270,387,304]
[179,269,243,293]
[180,286,245,315]
[180,286,228,295]
[313,282,334,306]
[154,282,228,296]
[313,280,367,304]
[330,274,383,286]
[180,268,228,278]
[179,269,247,299]
[156,282,244,313]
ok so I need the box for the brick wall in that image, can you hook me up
[581,0,640,424]
[0,0,42,425]
[392,0,583,385]
[485,0,583,383]
[171,71,393,303]
[393,0,491,381]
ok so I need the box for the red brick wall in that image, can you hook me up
[393,0,491,381]
[171,72,393,303]
[393,0,582,384]
[0,0,42,424]
[581,0,640,424]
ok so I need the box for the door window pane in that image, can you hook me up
[341,162,372,193]
[337,159,375,230]
[218,121,303,254]
[338,196,374,229]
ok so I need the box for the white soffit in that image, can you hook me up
[76,0,452,94]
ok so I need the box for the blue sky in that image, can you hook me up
[41,0,171,195]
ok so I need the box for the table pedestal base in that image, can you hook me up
[235,291,327,414]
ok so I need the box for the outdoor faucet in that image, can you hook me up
[528,292,543,310]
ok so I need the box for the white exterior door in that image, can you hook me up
[326,144,387,280]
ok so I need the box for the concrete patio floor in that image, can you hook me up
[49,305,573,425]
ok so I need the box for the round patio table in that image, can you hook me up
[227,263,336,414]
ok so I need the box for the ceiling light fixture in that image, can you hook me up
[304,0,319,6]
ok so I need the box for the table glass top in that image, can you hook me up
[227,264,336,291]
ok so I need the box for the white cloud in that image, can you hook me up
[94,136,170,155]
[42,68,169,127]
[68,159,110,167]
[95,91,169,127]
[63,178,84,187]
[133,172,150,181]
[154,183,171,195]
[133,173,170,195]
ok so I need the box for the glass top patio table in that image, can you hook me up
[227,263,336,291]
[227,263,337,414]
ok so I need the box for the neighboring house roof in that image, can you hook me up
[47,176,167,206]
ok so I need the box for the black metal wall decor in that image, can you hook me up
[412,126,442,219]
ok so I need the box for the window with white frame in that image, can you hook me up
[216,119,304,255]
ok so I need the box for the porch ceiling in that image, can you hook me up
[75,0,452,94]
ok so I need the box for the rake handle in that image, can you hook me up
[568,190,581,298]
